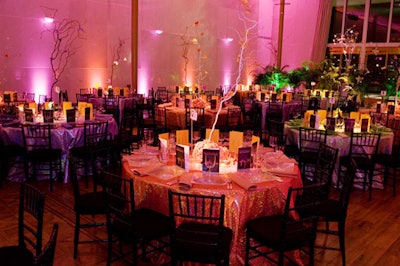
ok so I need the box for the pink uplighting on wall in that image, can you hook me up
[31,69,50,101]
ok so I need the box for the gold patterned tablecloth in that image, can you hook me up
[122,152,302,265]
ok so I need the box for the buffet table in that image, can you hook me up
[0,115,118,183]
[122,146,302,265]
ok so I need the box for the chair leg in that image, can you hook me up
[244,234,250,266]
[74,214,80,259]
[338,220,346,266]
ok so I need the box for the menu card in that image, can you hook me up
[237,147,251,170]
[309,114,320,129]
[229,131,243,153]
[176,144,190,172]
[66,109,76,123]
[202,148,220,173]
[43,110,54,123]
[24,109,34,123]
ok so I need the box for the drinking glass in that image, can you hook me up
[269,136,278,152]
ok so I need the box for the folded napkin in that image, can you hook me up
[264,161,298,178]
[230,174,257,191]
[179,174,193,190]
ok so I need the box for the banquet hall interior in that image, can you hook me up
[1,0,400,265]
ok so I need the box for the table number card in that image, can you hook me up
[237,147,251,170]
[309,114,320,129]
[210,99,217,110]
[326,117,336,131]
[43,109,54,123]
[344,118,355,133]
[66,109,76,123]
[361,118,369,132]
[24,109,34,123]
[202,148,220,173]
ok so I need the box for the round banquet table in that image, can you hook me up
[122,148,303,265]
[0,116,118,183]
[164,106,228,129]
[284,122,394,187]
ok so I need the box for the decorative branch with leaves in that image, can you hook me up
[41,7,85,96]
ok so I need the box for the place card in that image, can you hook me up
[66,109,76,123]
[202,148,220,173]
[237,147,251,170]
[43,109,54,123]
[176,144,190,172]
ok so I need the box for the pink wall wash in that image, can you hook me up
[0,0,321,99]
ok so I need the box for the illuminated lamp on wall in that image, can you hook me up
[43,17,54,24]
[153,29,163,35]
[224,37,233,43]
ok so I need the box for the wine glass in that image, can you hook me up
[147,130,154,147]
[204,154,217,183]
[192,130,201,144]
[269,136,278,152]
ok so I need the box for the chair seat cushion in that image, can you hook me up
[0,245,34,266]
[76,191,107,214]
[246,215,310,251]
[173,222,233,262]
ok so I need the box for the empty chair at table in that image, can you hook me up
[21,123,63,192]
[33,223,59,266]
[0,183,46,265]
[168,190,233,266]
[337,132,380,200]
[103,170,170,265]
[299,127,328,181]
[245,185,320,265]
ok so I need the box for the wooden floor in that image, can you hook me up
[1,177,400,266]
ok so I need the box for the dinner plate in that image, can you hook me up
[125,155,158,167]
[191,172,228,185]
[142,165,185,180]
